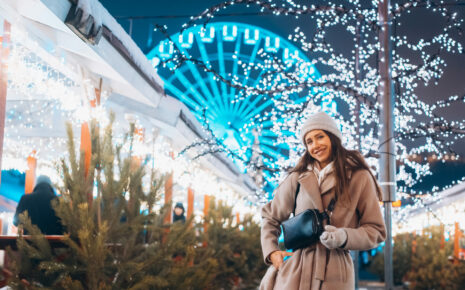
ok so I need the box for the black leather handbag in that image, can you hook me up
[281,183,335,250]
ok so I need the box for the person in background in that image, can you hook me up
[172,202,186,223]
[13,175,63,235]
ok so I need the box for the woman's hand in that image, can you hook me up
[269,250,293,269]
[319,225,347,249]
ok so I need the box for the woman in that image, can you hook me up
[260,112,386,290]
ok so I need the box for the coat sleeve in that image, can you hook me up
[342,170,387,251]
[260,172,298,264]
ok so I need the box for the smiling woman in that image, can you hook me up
[260,111,386,290]
[304,130,332,169]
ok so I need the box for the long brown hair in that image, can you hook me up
[289,130,382,203]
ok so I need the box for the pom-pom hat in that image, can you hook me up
[300,111,342,143]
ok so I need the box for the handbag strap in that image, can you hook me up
[292,183,301,215]
[292,183,336,219]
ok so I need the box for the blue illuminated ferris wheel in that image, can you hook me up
[147,22,322,185]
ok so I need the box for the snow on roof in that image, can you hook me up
[76,0,163,86]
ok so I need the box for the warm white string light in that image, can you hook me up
[1,22,256,219]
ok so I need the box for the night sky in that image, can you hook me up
[99,0,465,191]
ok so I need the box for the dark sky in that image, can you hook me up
[100,0,465,116]
[100,0,312,52]
[100,0,465,190]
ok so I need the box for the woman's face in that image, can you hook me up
[304,129,333,168]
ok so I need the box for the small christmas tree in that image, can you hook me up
[369,225,465,289]
[406,226,457,290]
[8,119,217,289]
[197,199,267,289]
[369,232,413,285]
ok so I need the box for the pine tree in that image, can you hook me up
[407,227,457,290]
[369,226,465,289]
[197,199,267,289]
[7,119,218,289]
[369,232,413,285]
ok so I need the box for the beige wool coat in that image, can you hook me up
[260,168,386,290]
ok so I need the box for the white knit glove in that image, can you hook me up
[319,225,348,249]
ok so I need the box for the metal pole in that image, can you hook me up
[354,20,361,290]
[384,202,393,288]
[378,0,396,289]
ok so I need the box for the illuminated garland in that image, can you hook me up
[152,0,465,210]
[2,25,258,217]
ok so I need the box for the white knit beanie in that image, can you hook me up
[300,111,342,143]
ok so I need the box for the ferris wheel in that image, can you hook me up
[147,22,321,187]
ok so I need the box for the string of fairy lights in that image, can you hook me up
[2,0,465,229]
[153,0,465,221]
[2,20,257,220]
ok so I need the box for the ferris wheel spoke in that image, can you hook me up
[172,70,219,118]
[228,36,243,114]
[193,110,217,125]
[177,47,222,114]
[233,38,261,115]
[263,170,278,187]
[262,158,280,172]
[235,69,267,117]
[216,33,230,111]
[259,118,286,128]
[259,136,289,150]
[238,70,289,119]
[242,98,275,121]
[259,129,278,137]
[195,34,226,113]
[233,134,249,152]
[260,143,287,160]
[238,93,269,120]
[163,81,202,112]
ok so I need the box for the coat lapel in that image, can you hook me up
[320,173,336,196]
[298,171,324,212]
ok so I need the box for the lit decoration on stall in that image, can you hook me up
[120,132,259,217]
[2,24,113,186]
[0,19,257,221]
[147,0,465,226]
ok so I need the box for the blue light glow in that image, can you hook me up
[147,22,328,188]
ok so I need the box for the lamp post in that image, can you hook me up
[378,0,396,289]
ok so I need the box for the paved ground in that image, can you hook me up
[358,281,406,289]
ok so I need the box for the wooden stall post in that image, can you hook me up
[203,194,210,247]
[162,152,175,243]
[80,122,92,205]
[132,127,144,168]
[163,152,175,225]
[24,151,37,194]
[440,223,445,250]
[187,187,194,219]
[454,222,461,264]
[0,21,11,185]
